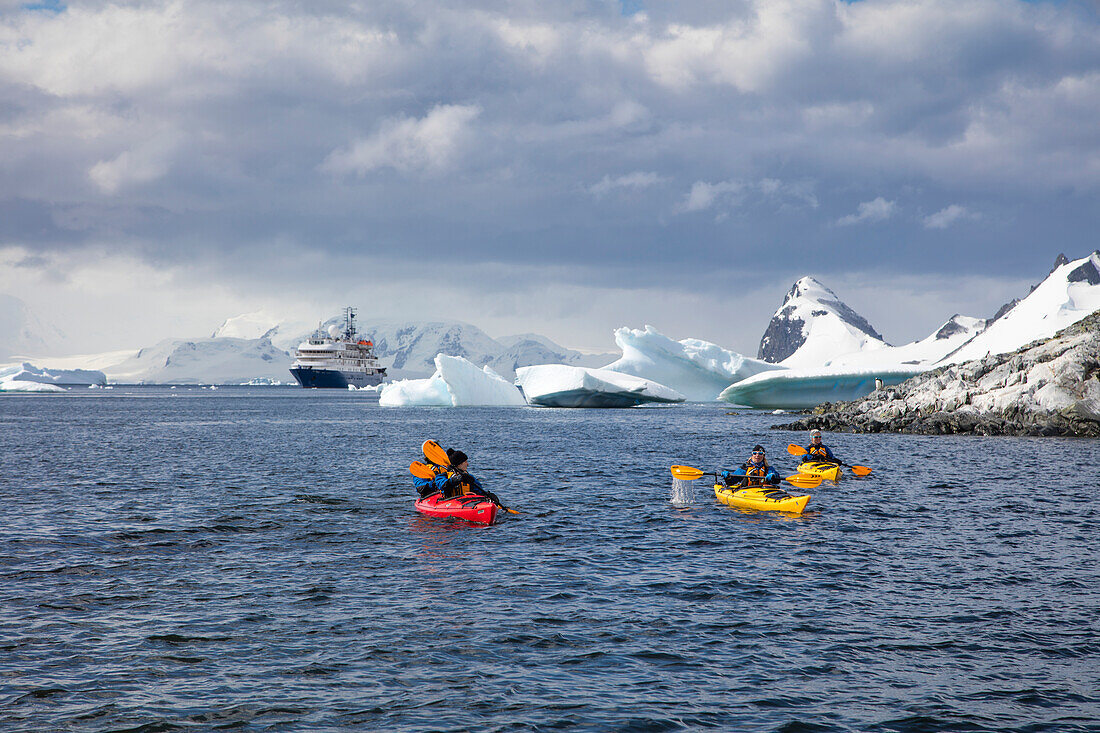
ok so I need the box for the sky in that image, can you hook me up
[1,0,1098,355]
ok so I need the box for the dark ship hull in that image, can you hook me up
[289,367,385,389]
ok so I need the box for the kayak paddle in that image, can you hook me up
[409,461,437,480]
[670,464,820,490]
[422,439,520,514]
[786,444,872,477]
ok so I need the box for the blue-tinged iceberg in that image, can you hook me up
[515,364,685,408]
[379,354,526,407]
[603,325,784,401]
[719,367,923,410]
[0,362,106,386]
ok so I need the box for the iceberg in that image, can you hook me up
[0,362,106,386]
[719,367,923,410]
[379,354,527,407]
[0,379,67,392]
[515,364,686,408]
[603,325,785,401]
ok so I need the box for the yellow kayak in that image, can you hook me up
[714,484,811,515]
[797,461,841,482]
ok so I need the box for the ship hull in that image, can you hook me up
[290,367,384,389]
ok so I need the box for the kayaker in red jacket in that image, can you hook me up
[801,429,839,465]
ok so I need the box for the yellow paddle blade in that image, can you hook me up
[849,464,873,477]
[409,461,436,480]
[784,474,821,489]
[787,443,807,456]
[670,465,706,481]
[422,439,450,467]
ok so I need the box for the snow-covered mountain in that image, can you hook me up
[103,337,291,384]
[604,325,784,401]
[823,314,988,370]
[0,295,66,358]
[758,277,889,368]
[941,251,1100,365]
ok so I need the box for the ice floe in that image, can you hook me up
[515,364,685,408]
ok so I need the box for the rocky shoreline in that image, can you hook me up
[774,309,1100,437]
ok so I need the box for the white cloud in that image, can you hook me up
[836,197,896,226]
[88,136,177,194]
[678,180,744,213]
[924,204,977,229]
[677,178,818,214]
[322,104,481,176]
[588,171,665,196]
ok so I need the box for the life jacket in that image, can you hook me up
[443,469,480,497]
[807,444,830,460]
[744,460,768,478]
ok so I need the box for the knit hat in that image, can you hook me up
[810,429,822,437]
[753,445,765,453]
[447,448,469,465]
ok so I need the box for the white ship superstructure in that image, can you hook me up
[290,308,387,388]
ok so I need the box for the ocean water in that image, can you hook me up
[2,387,1098,732]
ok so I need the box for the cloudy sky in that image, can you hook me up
[1,0,1098,355]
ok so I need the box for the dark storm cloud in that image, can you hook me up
[0,0,1098,292]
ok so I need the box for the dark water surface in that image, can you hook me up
[2,388,1098,732]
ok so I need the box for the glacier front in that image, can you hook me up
[515,364,685,408]
[719,367,923,410]
[379,354,527,407]
[603,325,784,401]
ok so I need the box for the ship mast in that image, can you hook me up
[343,306,357,340]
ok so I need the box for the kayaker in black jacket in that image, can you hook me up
[801,429,839,464]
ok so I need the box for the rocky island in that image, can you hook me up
[774,309,1100,437]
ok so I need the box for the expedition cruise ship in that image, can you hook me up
[289,308,387,388]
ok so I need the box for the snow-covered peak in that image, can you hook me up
[759,276,888,368]
[941,250,1100,365]
[933,314,987,341]
[211,311,281,340]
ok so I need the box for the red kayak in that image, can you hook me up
[414,493,499,525]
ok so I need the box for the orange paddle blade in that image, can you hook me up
[409,461,436,480]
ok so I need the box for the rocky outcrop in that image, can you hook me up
[773,309,1100,437]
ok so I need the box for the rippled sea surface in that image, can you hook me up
[2,387,1099,732]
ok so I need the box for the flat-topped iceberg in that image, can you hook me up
[719,367,924,410]
[603,325,784,401]
[379,354,526,407]
[0,362,106,386]
[0,379,67,392]
[515,364,685,408]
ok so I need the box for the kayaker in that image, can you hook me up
[414,448,503,505]
[722,445,780,487]
[801,429,839,465]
